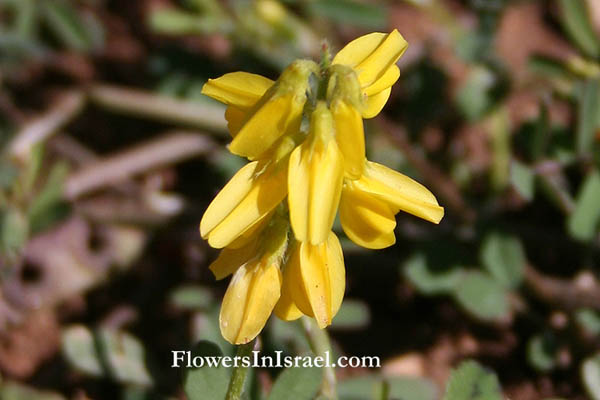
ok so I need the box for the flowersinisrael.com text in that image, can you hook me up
[171,350,380,369]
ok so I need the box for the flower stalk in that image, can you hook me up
[225,340,255,400]
[302,316,337,399]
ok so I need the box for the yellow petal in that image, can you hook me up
[355,31,407,88]
[362,87,391,119]
[205,162,288,248]
[226,210,272,249]
[363,65,400,97]
[229,93,303,159]
[333,30,407,88]
[333,32,390,68]
[202,72,273,108]
[289,233,345,328]
[339,183,397,249]
[220,260,282,344]
[209,239,258,280]
[308,142,344,244]
[200,161,259,238]
[287,146,309,242]
[225,106,248,137]
[358,161,444,223]
[229,60,317,159]
[274,252,303,321]
[288,108,344,244]
[331,100,365,179]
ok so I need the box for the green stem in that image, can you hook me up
[319,40,332,71]
[225,340,255,400]
[302,316,337,400]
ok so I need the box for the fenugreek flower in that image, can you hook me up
[200,30,443,345]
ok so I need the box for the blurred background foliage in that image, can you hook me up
[1,0,600,399]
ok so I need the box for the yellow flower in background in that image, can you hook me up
[339,161,444,249]
[200,30,442,345]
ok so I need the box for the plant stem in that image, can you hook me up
[302,316,337,400]
[88,84,228,135]
[225,340,255,400]
[63,131,215,199]
[8,90,86,163]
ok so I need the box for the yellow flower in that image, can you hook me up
[333,29,408,118]
[288,101,344,245]
[339,161,444,249]
[274,232,345,328]
[211,215,289,344]
[200,30,443,344]
[202,60,318,160]
[200,159,287,249]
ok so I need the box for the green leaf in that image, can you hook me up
[576,308,600,335]
[557,0,600,58]
[62,325,103,377]
[330,299,370,330]
[61,325,154,387]
[41,0,96,51]
[510,160,535,201]
[480,232,526,288]
[190,306,233,356]
[452,272,509,321]
[489,109,511,191]
[267,367,321,400]
[183,341,230,400]
[528,56,572,80]
[576,79,600,156]
[169,285,214,310]
[443,360,503,400]
[268,318,310,355]
[338,375,438,400]
[455,67,495,121]
[567,170,600,241]
[28,162,69,232]
[526,334,557,372]
[0,160,19,189]
[22,143,44,195]
[582,354,600,400]
[0,381,65,400]
[308,0,386,29]
[1,208,29,254]
[148,8,221,35]
[12,0,37,39]
[403,253,464,295]
[531,102,550,160]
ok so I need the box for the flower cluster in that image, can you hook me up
[200,30,444,344]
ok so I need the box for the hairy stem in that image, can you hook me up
[225,340,255,400]
[302,316,337,399]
